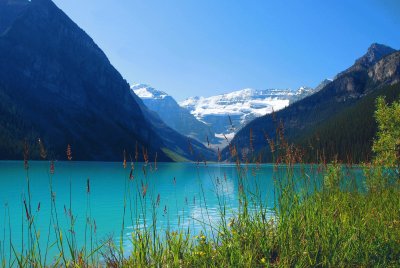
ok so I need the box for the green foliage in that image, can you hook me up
[2,94,400,267]
[323,161,342,191]
[373,96,400,169]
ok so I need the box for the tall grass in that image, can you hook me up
[0,128,399,267]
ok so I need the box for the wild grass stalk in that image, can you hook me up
[3,100,400,267]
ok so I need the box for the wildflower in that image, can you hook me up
[142,147,149,164]
[123,150,127,169]
[261,257,266,264]
[38,138,47,159]
[266,137,275,153]
[66,144,72,161]
[129,163,134,180]
[50,160,55,174]
[141,183,148,198]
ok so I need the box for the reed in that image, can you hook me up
[1,100,399,267]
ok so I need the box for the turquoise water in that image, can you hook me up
[0,161,362,264]
[0,161,282,263]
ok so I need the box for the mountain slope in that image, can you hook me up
[297,82,400,163]
[223,44,399,162]
[132,84,217,145]
[130,90,216,161]
[179,86,318,139]
[0,0,213,161]
[0,0,30,34]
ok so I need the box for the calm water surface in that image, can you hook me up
[0,161,359,263]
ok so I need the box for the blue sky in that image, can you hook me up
[53,0,400,101]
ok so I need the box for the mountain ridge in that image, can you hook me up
[223,43,400,162]
[132,84,218,146]
[179,85,321,136]
[0,0,213,161]
[133,83,325,148]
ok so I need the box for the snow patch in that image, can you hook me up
[131,84,168,99]
[179,88,296,124]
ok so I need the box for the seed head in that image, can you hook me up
[50,160,55,175]
[66,144,72,161]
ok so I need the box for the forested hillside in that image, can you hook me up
[223,45,400,163]
[297,83,400,162]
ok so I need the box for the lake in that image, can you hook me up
[0,161,358,264]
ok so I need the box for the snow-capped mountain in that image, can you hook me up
[179,86,319,137]
[133,81,328,148]
[132,84,218,145]
[133,84,168,99]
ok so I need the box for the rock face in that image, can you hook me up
[0,0,213,161]
[314,79,333,92]
[224,44,399,161]
[132,84,217,145]
[355,43,396,67]
[339,43,396,75]
[368,51,400,85]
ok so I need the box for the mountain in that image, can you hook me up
[0,0,29,34]
[132,84,217,145]
[224,44,399,163]
[179,86,319,140]
[0,0,213,161]
[353,43,396,70]
[297,82,400,163]
[314,79,333,92]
